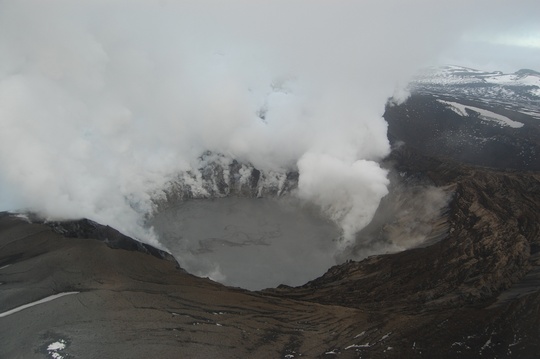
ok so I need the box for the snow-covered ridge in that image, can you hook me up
[151,152,298,211]
[414,65,486,85]
[410,65,540,113]
[414,65,540,88]
[485,73,540,87]
[437,100,524,128]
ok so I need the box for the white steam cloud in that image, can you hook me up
[298,154,389,247]
[0,1,535,247]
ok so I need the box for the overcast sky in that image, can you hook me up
[440,15,540,72]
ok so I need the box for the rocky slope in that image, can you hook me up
[268,146,540,357]
[385,94,540,171]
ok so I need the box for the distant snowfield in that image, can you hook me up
[414,70,482,85]
[484,74,540,88]
[437,100,524,128]
[415,65,540,89]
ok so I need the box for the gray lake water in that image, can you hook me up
[149,197,340,290]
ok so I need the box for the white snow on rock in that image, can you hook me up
[414,65,540,88]
[0,292,79,318]
[437,100,524,128]
[47,339,67,359]
[480,337,493,354]
[345,343,371,350]
[519,109,540,118]
[410,66,540,112]
[13,213,32,222]
[413,66,484,85]
[47,341,66,351]
[485,73,540,87]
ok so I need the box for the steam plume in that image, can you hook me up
[0,1,535,247]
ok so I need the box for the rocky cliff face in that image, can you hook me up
[267,146,540,357]
[154,152,298,210]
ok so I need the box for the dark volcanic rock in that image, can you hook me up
[0,215,370,359]
[267,146,540,358]
[384,94,540,170]
[44,218,178,265]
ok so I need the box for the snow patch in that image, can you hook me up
[47,339,67,359]
[414,65,540,89]
[0,292,79,318]
[47,341,66,351]
[411,66,540,112]
[345,343,371,350]
[437,100,524,128]
[13,213,32,222]
[509,335,521,347]
[519,109,540,119]
[480,337,492,354]
[485,74,540,87]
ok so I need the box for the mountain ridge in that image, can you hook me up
[410,65,540,113]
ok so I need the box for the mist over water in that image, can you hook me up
[150,197,339,289]
[0,1,536,282]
